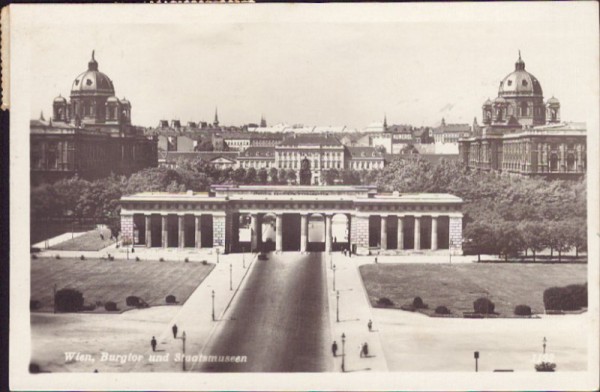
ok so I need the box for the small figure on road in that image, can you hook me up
[151,336,157,352]
[362,342,369,357]
[100,233,105,241]
[131,247,135,253]
[374,256,378,264]
[332,341,338,357]
[172,324,178,338]
[368,319,373,332]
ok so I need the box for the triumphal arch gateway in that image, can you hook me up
[120,186,464,255]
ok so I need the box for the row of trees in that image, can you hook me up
[32,155,587,260]
[377,156,587,260]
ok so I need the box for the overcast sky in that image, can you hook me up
[27,3,598,129]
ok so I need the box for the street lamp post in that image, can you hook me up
[332,264,336,292]
[336,290,340,322]
[181,331,187,371]
[211,290,215,321]
[229,264,233,291]
[474,351,479,372]
[216,248,220,264]
[341,333,346,372]
[53,284,57,314]
[330,255,333,270]
[242,253,246,269]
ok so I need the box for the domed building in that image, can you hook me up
[459,53,586,179]
[31,52,157,185]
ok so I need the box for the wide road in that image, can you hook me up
[197,252,331,372]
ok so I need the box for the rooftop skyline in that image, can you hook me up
[27,3,598,129]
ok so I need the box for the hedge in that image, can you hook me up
[473,297,495,314]
[55,288,84,312]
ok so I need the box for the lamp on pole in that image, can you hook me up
[474,351,479,372]
[211,290,215,321]
[336,290,340,322]
[341,333,346,372]
[242,253,245,269]
[181,331,187,371]
[332,264,336,292]
[330,255,333,270]
[216,248,220,264]
[229,263,233,291]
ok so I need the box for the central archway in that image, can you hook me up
[307,213,325,252]
[261,213,276,251]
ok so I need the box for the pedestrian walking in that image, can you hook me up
[151,336,157,352]
[368,319,373,332]
[359,344,365,358]
[332,341,338,357]
[374,256,378,264]
[172,324,178,338]
[362,342,369,357]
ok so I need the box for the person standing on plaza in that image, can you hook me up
[151,336,157,352]
[375,256,378,264]
[362,342,369,357]
[332,341,338,357]
[368,319,373,332]
[172,324,178,339]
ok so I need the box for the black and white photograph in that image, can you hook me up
[6,2,599,391]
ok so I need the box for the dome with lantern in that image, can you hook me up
[498,52,543,97]
[71,51,115,96]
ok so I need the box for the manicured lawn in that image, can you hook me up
[359,263,587,317]
[49,228,114,251]
[31,257,214,312]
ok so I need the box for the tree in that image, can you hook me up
[463,221,496,262]
[544,221,572,262]
[232,167,247,184]
[323,169,339,185]
[257,168,268,184]
[278,168,288,184]
[269,167,279,184]
[518,221,546,261]
[495,222,524,262]
[568,218,587,257]
[286,169,297,184]
[299,157,312,185]
[245,167,257,184]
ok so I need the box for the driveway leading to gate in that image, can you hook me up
[194,252,332,372]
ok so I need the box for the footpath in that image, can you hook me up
[324,253,389,372]
[130,252,258,372]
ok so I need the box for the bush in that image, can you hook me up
[126,296,141,307]
[135,256,140,262]
[108,254,114,261]
[473,297,495,314]
[30,300,41,311]
[566,283,587,309]
[514,304,532,316]
[184,257,189,263]
[55,254,61,260]
[55,288,84,312]
[104,301,118,311]
[166,295,177,304]
[413,297,428,309]
[535,362,556,372]
[31,254,38,259]
[29,363,41,373]
[80,255,85,260]
[202,260,208,265]
[159,257,165,262]
[435,305,451,315]
[543,287,564,311]
[376,297,394,307]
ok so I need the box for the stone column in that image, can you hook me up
[346,215,352,250]
[145,214,152,248]
[397,215,404,250]
[120,214,134,244]
[212,214,226,249]
[380,215,388,251]
[275,214,283,252]
[449,215,463,255]
[251,214,259,252]
[300,214,308,252]
[431,216,438,251]
[414,216,421,250]
[178,215,185,249]
[195,215,202,248]
[325,214,333,253]
[161,214,168,248]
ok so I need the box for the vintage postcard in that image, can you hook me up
[5,2,599,391]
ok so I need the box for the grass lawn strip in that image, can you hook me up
[359,263,586,317]
[31,257,214,313]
